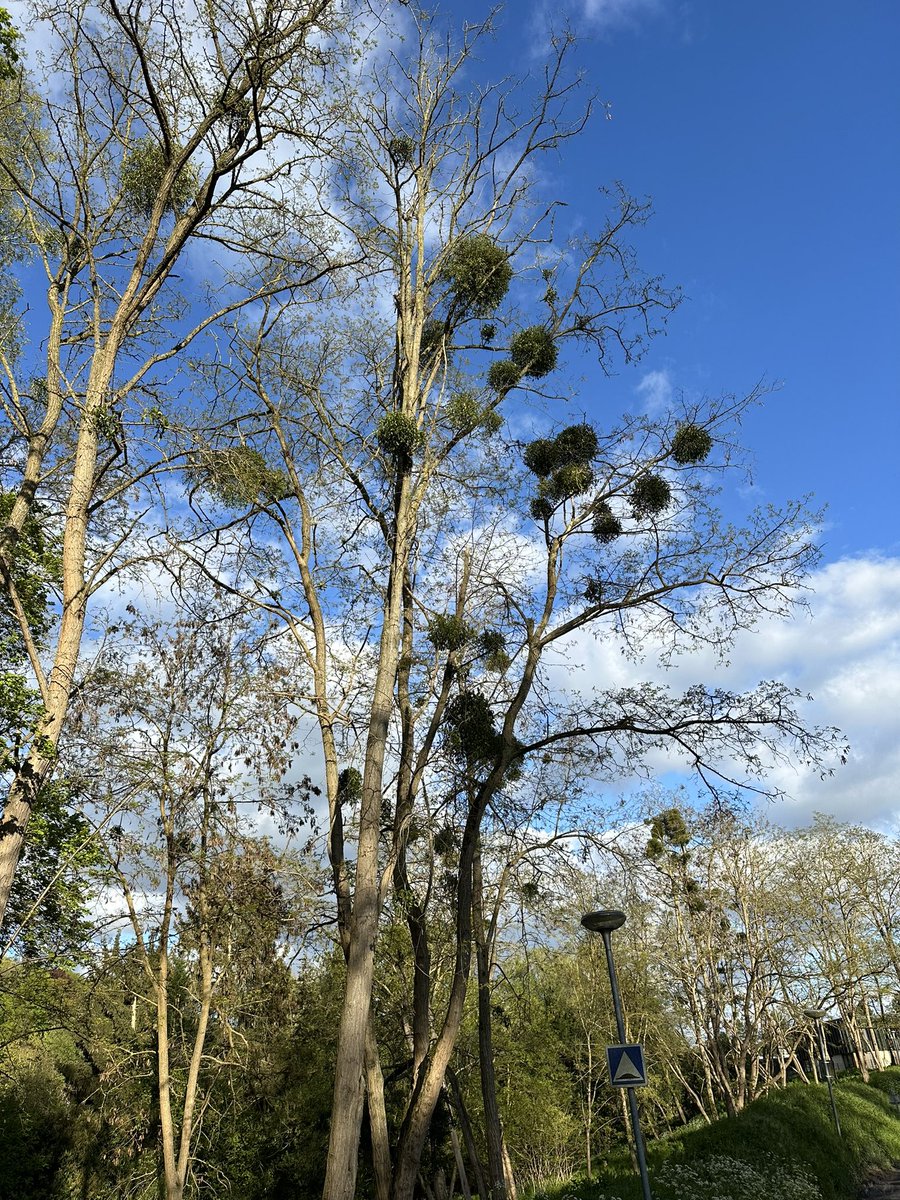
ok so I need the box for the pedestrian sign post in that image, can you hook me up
[606,1044,647,1087]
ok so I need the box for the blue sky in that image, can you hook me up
[445,0,900,825]
[480,0,899,558]
[9,0,899,827]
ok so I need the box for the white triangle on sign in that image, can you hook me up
[612,1051,643,1083]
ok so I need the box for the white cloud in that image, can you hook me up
[549,555,900,828]
[580,0,664,34]
[635,367,674,414]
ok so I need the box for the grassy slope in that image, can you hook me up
[535,1068,900,1200]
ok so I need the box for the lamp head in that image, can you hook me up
[803,1008,827,1021]
[581,909,626,934]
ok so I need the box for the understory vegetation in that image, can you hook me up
[536,1068,900,1200]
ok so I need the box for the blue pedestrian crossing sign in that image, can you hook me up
[606,1044,647,1087]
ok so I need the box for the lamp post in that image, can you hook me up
[582,910,653,1200]
[803,1008,842,1138]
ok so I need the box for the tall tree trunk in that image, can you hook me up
[447,1069,488,1200]
[473,840,507,1200]
[366,1023,392,1200]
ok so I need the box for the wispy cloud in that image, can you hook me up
[580,0,664,34]
[549,554,900,828]
[635,367,673,414]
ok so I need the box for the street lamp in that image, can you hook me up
[803,1008,842,1138]
[581,910,653,1200]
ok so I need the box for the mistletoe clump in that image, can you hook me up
[509,325,558,378]
[444,391,502,436]
[486,359,521,395]
[388,134,416,166]
[427,614,471,653]
[441,233,512,314]
[524,422,598,517]
[478,629,511,672]
[121,138,197,216]
[591,500,623,544]
[630,472,672,518]
[443,690,499,762]
[671,423,713,465]
[188,446,293,507]
[376,412,424,460]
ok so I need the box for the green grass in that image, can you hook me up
[531,1068,900,1200]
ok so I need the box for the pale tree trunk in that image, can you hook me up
[366,1023,392,1200]
[323,499,411,1200]
[0,338,116,925]
[473,839,509,1200]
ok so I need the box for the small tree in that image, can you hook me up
[70,598,313,1200]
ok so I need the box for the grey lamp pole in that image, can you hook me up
[582,910,653,1200]
[803,1008,842,1138]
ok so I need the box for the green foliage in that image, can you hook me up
[524,423,599,518]
[6,779,103,962]
[591,500,622,544]
[444,689,499,762]
[0,7,19,80]
[542,463,594,501]
[388,134,416,165]
[524,425,598,478]
[480,322,497,343]
[538,1072,900,1200]
[337,767,362,806]
[440,232,513,314]
[523,438,556,476]
[487,359,522,393]
[375,411,425,460]
[645,807,691,858]
[509,325,558,378]
[630,472,672,517]
[478,629,511,671]
[445,390,501,435]
[0,492,61,648]
[120,137,197,216]
[427,613,472,653]
[654,1154,821,1200]
[671,423,713,465]
[188,445,293,507]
